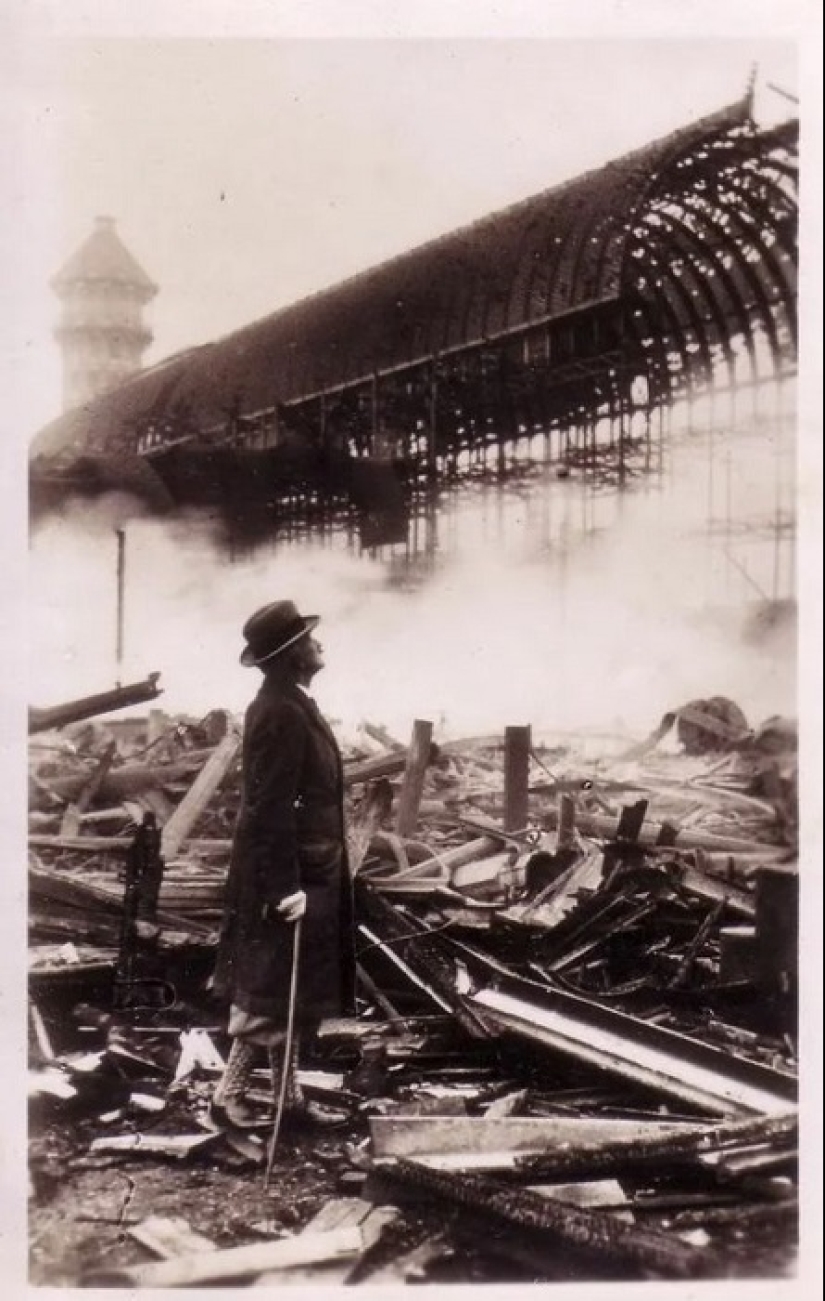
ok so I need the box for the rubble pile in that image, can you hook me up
[28,683,801,1285]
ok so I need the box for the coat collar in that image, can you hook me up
[283,681,339,751]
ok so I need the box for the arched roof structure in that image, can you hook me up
[32,93,797,466]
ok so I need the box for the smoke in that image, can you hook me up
[27,437,796,743]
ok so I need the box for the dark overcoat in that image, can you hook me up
[213,676,355,1028]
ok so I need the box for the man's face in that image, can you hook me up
[296,634,325,678]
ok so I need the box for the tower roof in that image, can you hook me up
[51,216,157,298]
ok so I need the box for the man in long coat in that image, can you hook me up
[212,600,355,1128]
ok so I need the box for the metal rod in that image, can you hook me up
[264,915,303,1188]
[115,528,126,685]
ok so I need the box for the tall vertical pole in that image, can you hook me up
[504,725,531,833]
[115,528,126,686]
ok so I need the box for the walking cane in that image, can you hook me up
[264,914,303,1190]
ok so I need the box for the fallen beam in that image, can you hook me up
[29,864,215,936]
[344,744,438,788]
[83,1226,364,1287]
[541,806,787,858]
[376,1159,725,1279]
[29,832,233,855]
[512,1112,798,1182]
[370,1115,704,1160]
[34,750,217,807]
[28,673,163,734]
[357,901,796,1117]
[467,978,796,1117]
[161,720,241,859]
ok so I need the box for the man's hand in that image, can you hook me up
[276,890,307,924]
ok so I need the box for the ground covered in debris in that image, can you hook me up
[29,696,801,1285]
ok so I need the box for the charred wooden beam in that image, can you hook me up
[512,1112,798,1182]
[28,673,163,733]
[376,1158,726,1279]
[344,744,438,788]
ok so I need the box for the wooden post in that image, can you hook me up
[755,867,798,1031]
[161,721,241,859]
[395,720,434,839]
[557,792,578,851]
[147,708,171,746]
[504,725,531,833]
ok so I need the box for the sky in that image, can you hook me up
[1,10,809,445]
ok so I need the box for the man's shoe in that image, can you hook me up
[296,1100,351,1130]
[276,1100,350,1134]
[209,1097,272,1130]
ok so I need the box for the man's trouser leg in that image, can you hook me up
[268,1032,305,1119]
[211,1038,259,1124]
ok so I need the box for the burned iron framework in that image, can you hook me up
[30,94,797,556]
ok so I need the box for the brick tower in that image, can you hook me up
[52,216,157,412]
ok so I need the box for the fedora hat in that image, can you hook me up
[240,600,320,667]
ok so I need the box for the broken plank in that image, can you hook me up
[362,721,405,752]
[85,1226,364,1287]
[505,844,604,928]
[89,1132,220,1158]
[29,1002,55,1061]
[254,1201,398,1287]
[318,1014,457,1042]
[39,751,216,806]
[28,864,214,936]
[452,850,518,891]
[348,779,394,877]
[29,833,132,852]
[345,750,424,787]
[60,741,118,836]
[353,1232,450,1285]
[483,1088,528,1118]
[130,1215,218,1259]
[161,722,241,859]
[396,835,501,878]
[675,861,756,918]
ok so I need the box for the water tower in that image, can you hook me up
[52,216,157,412]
